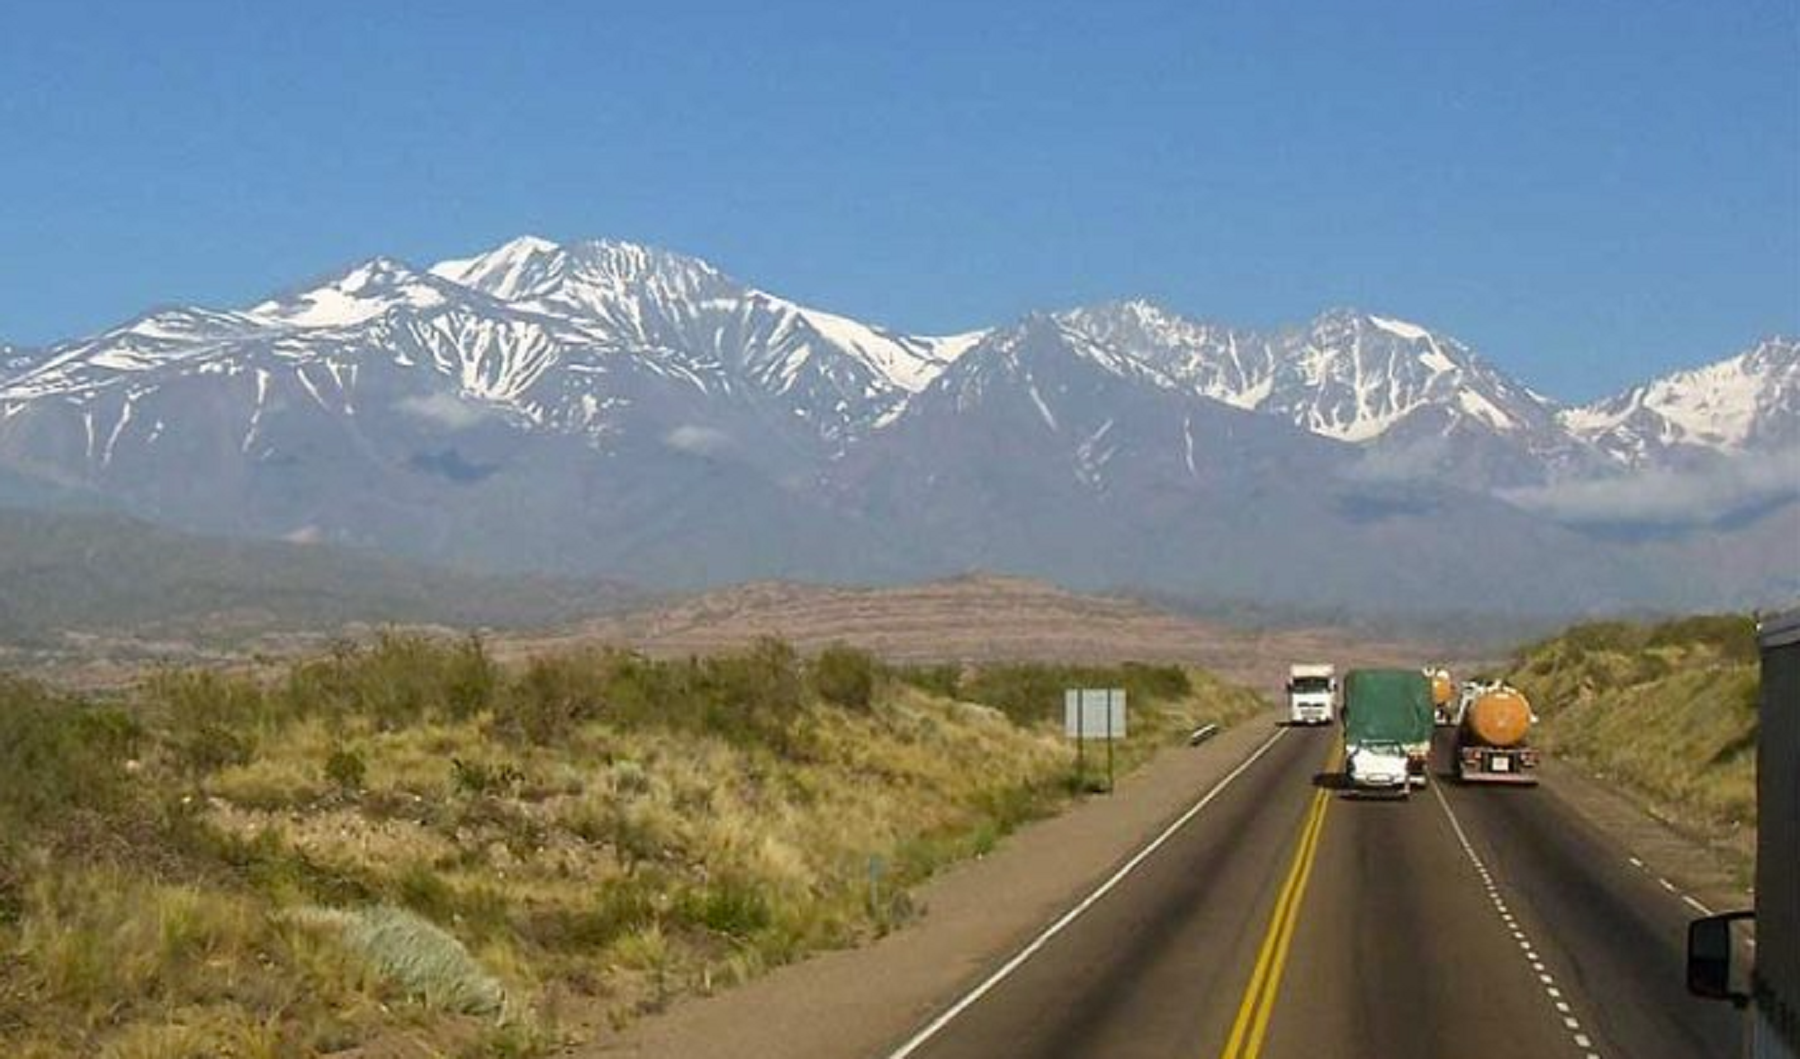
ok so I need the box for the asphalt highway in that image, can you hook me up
[887,724,1741,1059]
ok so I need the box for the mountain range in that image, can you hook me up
[1,235,1794,616]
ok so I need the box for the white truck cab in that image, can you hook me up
[1287,663,1336,725]
[1345,740,1411,798]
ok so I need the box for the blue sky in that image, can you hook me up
[0,0,1794,400]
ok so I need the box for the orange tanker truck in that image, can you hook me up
[1454,682,1540,784]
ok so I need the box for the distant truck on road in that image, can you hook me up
[1688,607,1798,1059]
[1454,682,1540,785]
[1286,663,1336,726]
[1427,668,1456,725]
[1342,668,1433,796]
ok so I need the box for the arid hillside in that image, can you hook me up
[507,575,1451,695]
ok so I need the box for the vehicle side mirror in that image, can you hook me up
[1686,911,1753,1006]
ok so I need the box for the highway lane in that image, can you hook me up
[888,723,1737,1059]
[1432,729,1744,1058]
[891,725,1325,1059]
[1258,771,1582,1058]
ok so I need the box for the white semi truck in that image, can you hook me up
[1286,663,1336,725]
[1687,607,1798,1059]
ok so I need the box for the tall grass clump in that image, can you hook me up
[288,905,506,1017]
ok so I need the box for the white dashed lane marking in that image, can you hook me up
[1432,782,1601,1058]
[1617,851,1724,919]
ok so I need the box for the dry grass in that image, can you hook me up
[0,636,1267,1055]
[1509,615,1759,833]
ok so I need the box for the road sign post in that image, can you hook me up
[1064,688,1127,792]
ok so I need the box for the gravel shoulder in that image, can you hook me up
[583,710,1287,1059]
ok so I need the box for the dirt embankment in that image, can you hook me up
[501,575,1446,695]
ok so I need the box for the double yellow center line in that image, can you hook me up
[1217,746,1339,1059]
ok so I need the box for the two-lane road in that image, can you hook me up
[888,724,1740,1059]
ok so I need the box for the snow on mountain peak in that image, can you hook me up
[249,256,450,329]
[429,235,731,315]
[743,291,988,393]
[1366,313,1431,341]
[1564,334,1800,460]
[428,235,565,301]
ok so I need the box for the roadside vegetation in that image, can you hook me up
[1508,614,1759,839]
[0,636,1264,1056]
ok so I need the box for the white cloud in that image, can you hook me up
[664,424,734,456]
[1499,449,1800,526]
[282,524,325,545]
[1339,437,1454,483]
[395,392,492,430]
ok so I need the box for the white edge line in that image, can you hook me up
[1682,895,1713,915]
[880,726,1291,1059]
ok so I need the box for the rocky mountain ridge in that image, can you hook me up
[1,235,1792,613]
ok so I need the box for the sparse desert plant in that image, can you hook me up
[451,756,525,798]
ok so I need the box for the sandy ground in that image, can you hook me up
[582,711,1288,1059]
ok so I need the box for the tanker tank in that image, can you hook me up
[1454,683,1539,784]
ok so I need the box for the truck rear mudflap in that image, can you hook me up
[1458,747,1540,785]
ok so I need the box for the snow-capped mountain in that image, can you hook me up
[0,234,1791,612]
[427,235,982,432]
[1055,301,1594,487]
[826,316,1669,609]
[1,342,35,382]
[1563,336,1800,467]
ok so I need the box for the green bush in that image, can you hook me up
[280,633,500,731]
[892,663,960,699]
[146,669,274,776]
[960,662,1191,727]
[1555,620,1648,656]
[324,745,367,793]
[1645,614,1758,662]
[811,644,877,710]
[493,654,600,745]
[0,677,140,833]
[702,637,804,722]
[679,873,771,938]
[520,875,659,952]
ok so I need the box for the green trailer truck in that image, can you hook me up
[1342,668,1434,797]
